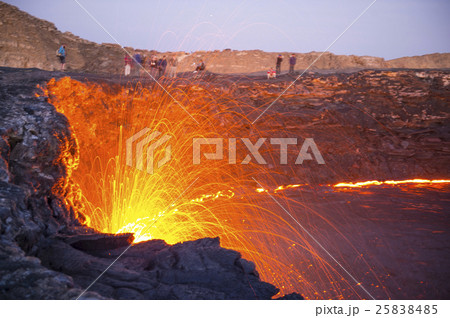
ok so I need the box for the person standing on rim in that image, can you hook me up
[133,53,142,76]
[156,56,163,78]
[124,53,131,76]
[289,53,296,75]
[168,56,178,78]
[161,55,168,77]
[149,55,158,78]
[56,44,66,71]
[276,54,283,75]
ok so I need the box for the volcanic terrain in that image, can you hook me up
[0,66,449,299]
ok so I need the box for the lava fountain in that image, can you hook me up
[39,76,395,299]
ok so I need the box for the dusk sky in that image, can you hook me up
[5,0,450,59]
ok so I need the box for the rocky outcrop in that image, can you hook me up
[388,53,450,69]
[0,1,126,73]
[38,236,280,300]
[0,67,99,299]
[177,50,390,74]
[1,2,449,74]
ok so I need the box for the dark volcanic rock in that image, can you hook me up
[37,237,279,300]
[61,233,134,252]
[0,67,102,299]
[276,292,304,300]
[0,237,102,299]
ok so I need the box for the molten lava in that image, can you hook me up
[334,179,450,188]
[256,179,450,194]
[41,77,326,298]
[38,76,447,300]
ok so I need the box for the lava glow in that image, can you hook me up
[42,77,333,298]
[256,179,450,194]
[39,76,439,300]
[334,179,450,188]
[117,189,236,243]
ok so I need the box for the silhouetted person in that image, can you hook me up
[168,56,178,78]
[157,57,163,78]
[133,53,141,75]
[160,55,167,77]
[289,54,296,75]
[276,54,283,75]
[150,55,158,78]
[141,55,147,74]
[195,60,206,72]
[57,44,66,71]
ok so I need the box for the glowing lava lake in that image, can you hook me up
[37,71,450,300]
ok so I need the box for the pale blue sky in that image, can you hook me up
[5,0,450,59]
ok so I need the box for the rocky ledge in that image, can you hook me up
[1,2,449,74]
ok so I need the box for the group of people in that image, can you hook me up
[125,53,178,78]
[125,54,207,78]
[57,44,295,80]
[268,53,297,79]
